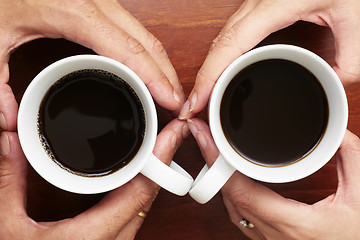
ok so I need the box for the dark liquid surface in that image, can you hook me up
[220,59,328,166]
[38,69,145,176]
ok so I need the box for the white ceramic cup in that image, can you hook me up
[189,44,348,204]
[18,55,193,195]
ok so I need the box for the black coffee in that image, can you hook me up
[220,59,328,167]
[37,69,146,177]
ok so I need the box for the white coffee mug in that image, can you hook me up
[18,55,193,195]
[189,44,348,204]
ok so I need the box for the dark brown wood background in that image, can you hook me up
[7,0,360,239]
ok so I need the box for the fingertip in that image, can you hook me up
[153,119,189,162]
[178,90,204,120]
[168,118,189,147]
[196,131,207,150]
[189,92,197,112]
[159,86,183,110]
[0,112,7,131]
[171,132,177,149]
[182,122,190,139]
[0,84,18,131]
[153,129,177,165]
[0,131,10,157]
[0,132,26,163]
[187,118,211,133]
[190,73,217,115]
[150,84,182,111]
[0,132,28,168]
[173,89,182,105]
[187,119,197,136]
[187,118,219,164]
[187,119,208,151]
[161,118,187,133]
[178,100,190,120]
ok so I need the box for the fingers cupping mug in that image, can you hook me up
[189,44,348,204]
[18,55,193,195]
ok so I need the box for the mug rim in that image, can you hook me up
[209,44,348,183]
[17,55,158,193]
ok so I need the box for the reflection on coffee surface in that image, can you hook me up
[220,59,329,167]
[37,69,146,177]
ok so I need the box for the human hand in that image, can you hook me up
[0,0,184,132]
[188,117,360,239]
[179,0,360,119]
[0,118,189,240]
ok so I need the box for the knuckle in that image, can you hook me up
[211,28,237,50]
[223,183,256,210]
[0,162,13,191]
[211,33,222,48]
[127,36,146,56]
[72,0,99,18]
[135,189,157,211]
[65,0,117,42]
[0,174,11,190]
[231,190,253,210]
[149,36,167,58]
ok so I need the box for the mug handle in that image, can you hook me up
[140,153,194,196]
[189,154,236,204]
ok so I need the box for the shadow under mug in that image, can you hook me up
[18,55,193,195]
[189,44,348,204]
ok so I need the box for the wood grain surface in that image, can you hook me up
[6,0,360,239]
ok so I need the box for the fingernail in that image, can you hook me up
[182,123,190,138]
[171,132,177,149]
[0,112,7,130]
[0,132,10,156]
[189,92,197,112]
[196,131,207,150]
[187,119,207,150]
[187,119,197,135]
[173,90,181,104]
[178,100,190,120]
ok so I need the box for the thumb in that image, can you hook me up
[187,118,219,166]
[187,118,305,227]
[0,132,28,216]
[53,119,189,239]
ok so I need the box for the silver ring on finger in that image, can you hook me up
[239,218,255,229]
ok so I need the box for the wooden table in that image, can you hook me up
[7,0,360,239]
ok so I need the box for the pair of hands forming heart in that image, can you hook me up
[1,0,360,239]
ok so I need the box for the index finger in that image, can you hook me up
[180,1,301,119]
[91,0,185,105]
[33,1,182,111]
